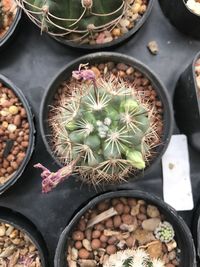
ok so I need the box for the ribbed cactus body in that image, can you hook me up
[25,0,124,34]
[51,70,157,184]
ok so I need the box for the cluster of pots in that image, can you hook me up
[1,0,200,266]
[0,50,199,266]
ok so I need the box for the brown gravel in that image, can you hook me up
[67,198,180,267]
[0,83,30,185]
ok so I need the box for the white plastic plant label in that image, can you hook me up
[162,134,194,211]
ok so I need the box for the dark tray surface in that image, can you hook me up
[0,0,200,266]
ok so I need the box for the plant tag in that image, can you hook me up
[162,134,194,211]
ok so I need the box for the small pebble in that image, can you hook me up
[147,41,159,55]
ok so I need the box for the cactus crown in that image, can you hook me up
[154,221,175,243]
[16,0,126,42]
[103,249,164,267]
[49,65,160,185]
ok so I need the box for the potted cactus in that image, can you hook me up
[16,0,154,49]
[54,190,196,267]
[37,52,173,193]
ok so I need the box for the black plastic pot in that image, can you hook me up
[24,0,154,50]
[40,52,173,183]
[55,190,196,267]
[0,75,35,194]
[0,206,49,266]
[174,51,200,152]
[0,6,22,49]
[159,0,200,39]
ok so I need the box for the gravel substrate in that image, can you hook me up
[0,221,42,267]
[0,0,17,38]
[67,197,180,267]
[0,84,29,185]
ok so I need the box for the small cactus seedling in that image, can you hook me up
[16,0,126,42]
[154,221,175,243]
[103,249,164,267]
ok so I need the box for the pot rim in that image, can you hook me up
[43,0,154,50]
[40,51,173,182]
[0,6,22,48]
[0,75,36,194]
[54,189,196,267]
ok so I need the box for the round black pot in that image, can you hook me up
[159,0,200,39]
[0,206,49,266]
[40,52,173,183]
[54,190,196,267]
[174,51,200,152]
[0,6,22,49]
[0,75,35,194]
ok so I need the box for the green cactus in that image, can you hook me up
[103,249,164,267]
[49,67,159,184]
[16,0,125,42]
[154,221,175,243]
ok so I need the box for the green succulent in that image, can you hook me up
[50,68,158,184]
[16,0,126,42]
[154,221,175,243]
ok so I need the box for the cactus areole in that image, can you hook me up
[35,64,163,192]
[16,0,125,41]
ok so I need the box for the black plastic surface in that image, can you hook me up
[0,1,200,266]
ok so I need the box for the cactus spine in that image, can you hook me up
[16,0,126,42]
[49,66,159,185]
[103,249,164,267]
